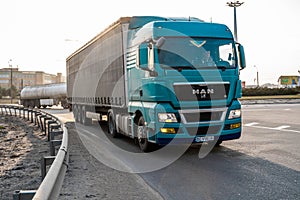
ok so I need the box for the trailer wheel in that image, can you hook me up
[81,106,92,125]
[77,105,82,123]
[108,110,119,138]
[73,105,80,123]
[23,101,29,108]
[136,116,153,152]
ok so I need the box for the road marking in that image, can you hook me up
[272,125,290,130]
[244,122,259,126]
[243,109,273,112]
[243,122,300,133]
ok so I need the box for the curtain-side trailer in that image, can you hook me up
[67,16,246,152]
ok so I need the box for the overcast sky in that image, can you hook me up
[0,0,299,85]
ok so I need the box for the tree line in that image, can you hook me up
[243,87,300,96]
[0,86,19,99]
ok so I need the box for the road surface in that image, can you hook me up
[44,104,300,200]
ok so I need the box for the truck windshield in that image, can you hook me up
[157,37,236,69]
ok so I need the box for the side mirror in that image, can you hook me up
[237,44,246,70]
[155,37,166,48]
[136,43,148,70]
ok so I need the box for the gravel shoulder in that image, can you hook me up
[59,122,163,200]
[0,115,48,200]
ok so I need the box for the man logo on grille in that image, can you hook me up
[192,88,214,98]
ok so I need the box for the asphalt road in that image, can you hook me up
[43,104,300,200]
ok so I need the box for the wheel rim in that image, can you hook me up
[108,114,114,134]
[82,106,85,124]
[77,106,81,122]
[137,125,146,145]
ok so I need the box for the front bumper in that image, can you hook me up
[148,101,242,145]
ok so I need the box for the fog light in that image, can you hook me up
[160,128,176,134]
[230,123,241,129]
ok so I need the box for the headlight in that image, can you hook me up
[158,113,178,123]
[228,109,241,119]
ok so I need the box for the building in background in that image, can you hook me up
[0,67,65,91]
[278,75,300,88]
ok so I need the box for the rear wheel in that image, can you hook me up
[108,110,119,138]
[81,105,92,125]
[136,116,153,152]
[73,105,80,123]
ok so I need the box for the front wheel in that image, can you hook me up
[136,116,154,152]
[215,140,223,147]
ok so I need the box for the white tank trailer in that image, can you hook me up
[20,83,68,108]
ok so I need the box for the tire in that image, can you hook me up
[215,140,223,147]
[107,110,119,138]
[136,116,153,152]
[81,106,92,125]
[23,101,29,108]
[77,105,82,123]
[73,105,80,123]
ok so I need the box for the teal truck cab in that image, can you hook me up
[67,16,246,152]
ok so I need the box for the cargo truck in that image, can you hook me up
[66,16,246,152]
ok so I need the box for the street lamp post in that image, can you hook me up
[254,65,259,87]
[227,1,244,42]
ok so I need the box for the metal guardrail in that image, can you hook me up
[0,105,69,200]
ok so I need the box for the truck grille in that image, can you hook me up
[183,111,223,122]
[179,108,227,124]
[173,82,230,101]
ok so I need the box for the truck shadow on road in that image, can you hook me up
[141,145,300,200]
[69,121,300,200]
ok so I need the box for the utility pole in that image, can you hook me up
[8,59,13,104]
[227,1,244,42]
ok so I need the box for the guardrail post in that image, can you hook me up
[27,109,30,120]
[41,156,55,180]
[30,110,33,123]
[40,115,48,132]
[50,124,61,132]
[49,130,63,141]
[47,121,57,138]
[50,140,62,156]
[34,111,39,125]
[14,106,17,116]
[13,190,36,200]
[34,113,41,127]
[38,115,46,131]
[43,117,52,135]
[23,108,27,120]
